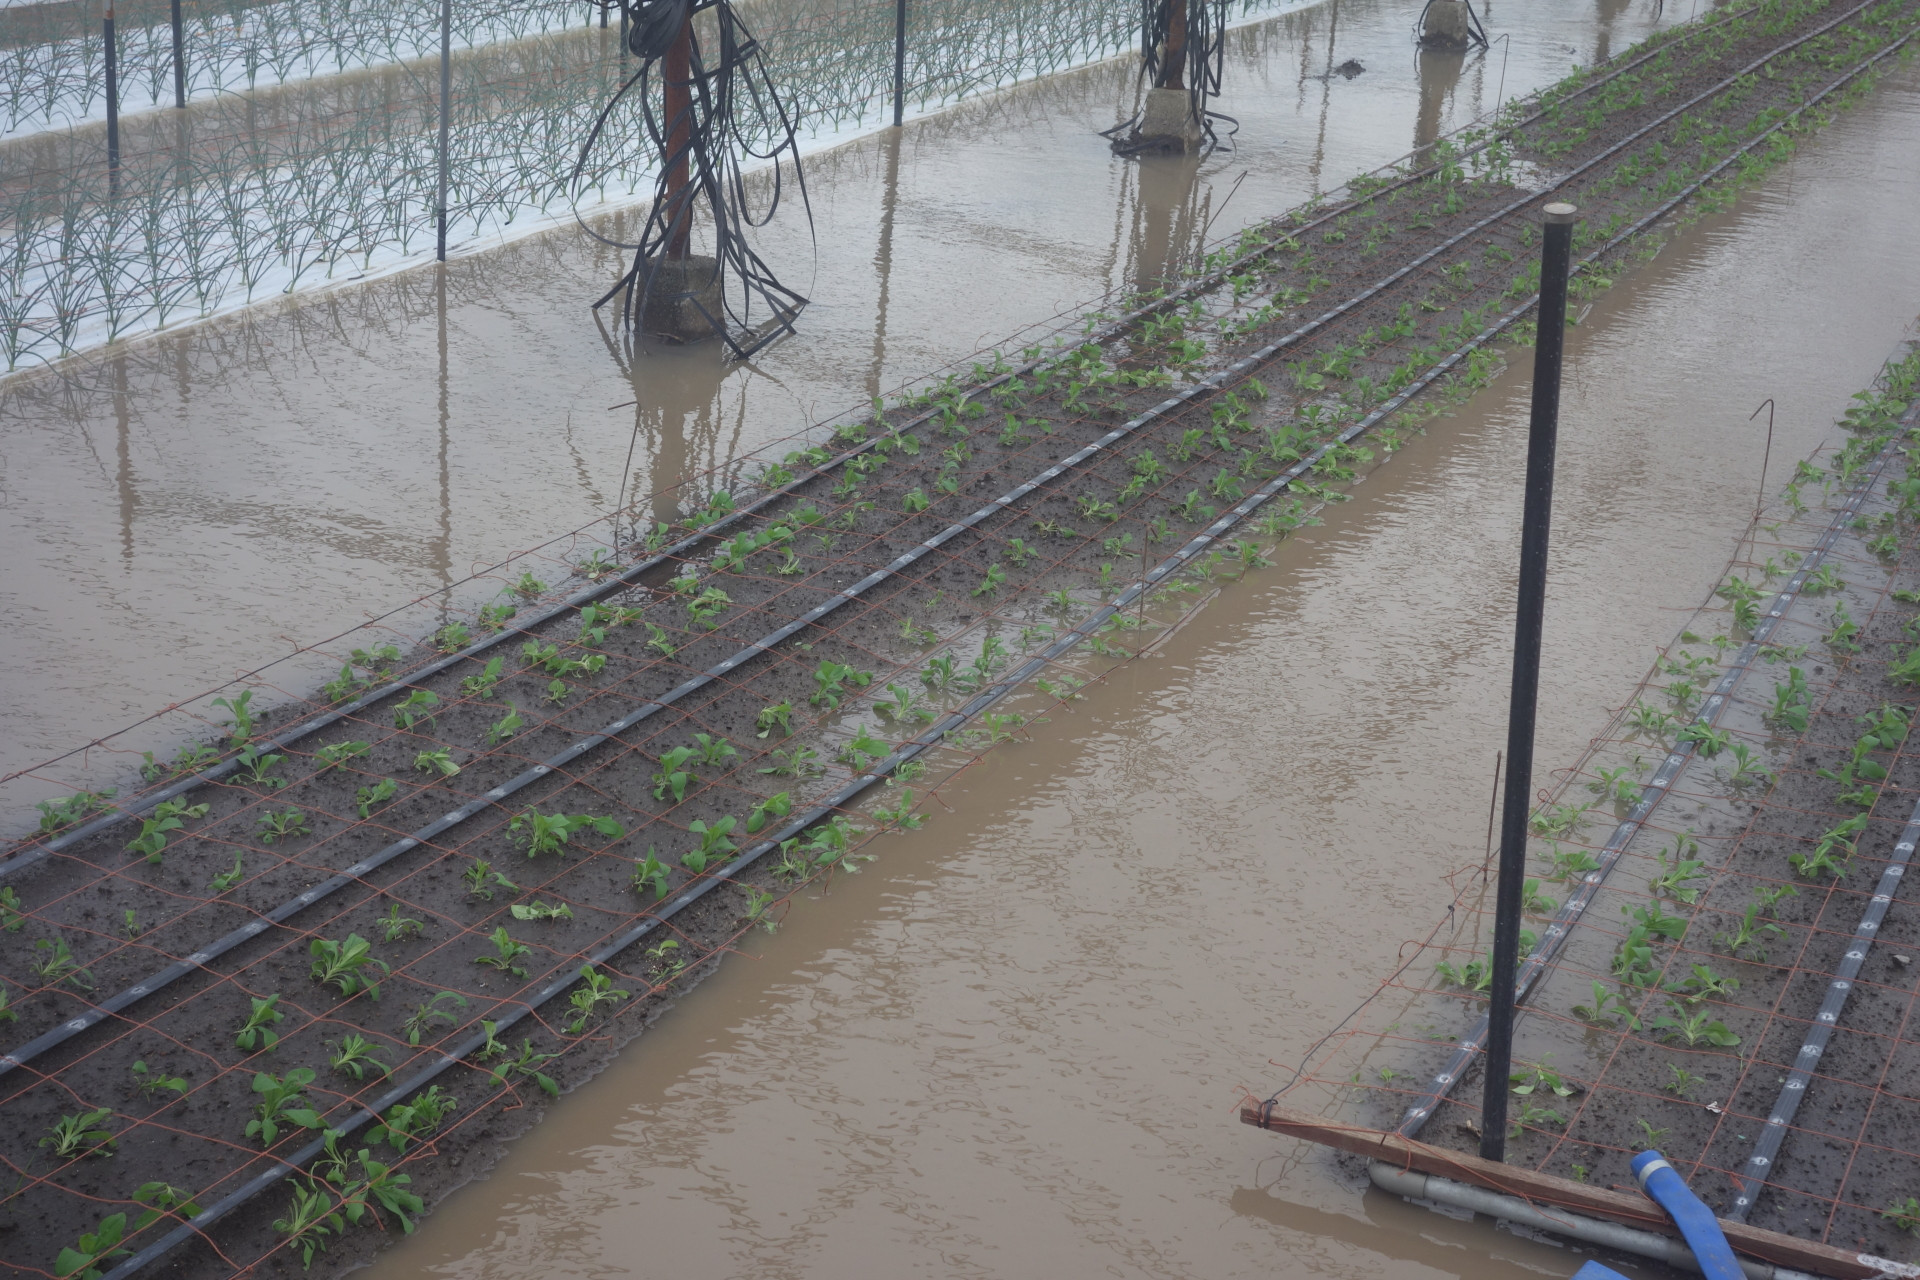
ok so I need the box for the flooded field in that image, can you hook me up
[351,54,1920,1280]
[0,0,1697,794]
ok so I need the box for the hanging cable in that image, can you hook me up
[1104,0,1238,155]
[572,0,811,360]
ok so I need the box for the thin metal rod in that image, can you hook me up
[170,0,185,108]
[104,0,120,187]
[620,0,628,58]
[892,0,906,126]
[1479,200,1578,1162]
[435,0,451,261]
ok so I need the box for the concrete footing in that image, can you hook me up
[1117,87,1204,154]
[1419,0,1473,49]
[638,254,723,342]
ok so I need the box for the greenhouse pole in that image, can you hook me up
[170,0,185,108]
[663,14,693,259]
[1479,201,1577,1162]
[892,0,906,126]
[435,0,451,261]
[104,0,120,188]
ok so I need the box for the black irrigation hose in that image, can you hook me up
[1393,388,1920,1144]
[0,0,1770,873]
[1724,689,1920,1218]
[10,0,1904,1088]
[91,20,1920,1272]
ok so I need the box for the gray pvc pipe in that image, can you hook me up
[1368,1164,1823,1280]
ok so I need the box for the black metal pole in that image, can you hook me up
[104,0,121,188]
[436,0,451,261]
[170,0,185,108]
[1479,200,1577,1162]
[892,0,906,126]
[620,0,628,58]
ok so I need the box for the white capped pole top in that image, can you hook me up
[1544,201,1578,223]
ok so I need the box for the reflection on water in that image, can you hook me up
[0,0,1695,796]
[358,57,1920,1280]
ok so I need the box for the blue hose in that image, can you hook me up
[1631,1149,1746,1280]
[1571,1261,1632,1280]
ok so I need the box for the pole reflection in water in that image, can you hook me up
[1130,151,1207,291]
[1414,46,1465,151]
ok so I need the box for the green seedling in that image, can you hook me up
[475,927,532,979]
[691,732,736,768]
[811,660,873,709]
[1510,1101,1566,1140]
[838,727,891,770]
[212,689,257,745]
[512,570,546,597]
[1725,742,1772,787]
[1509,1059,1575,1099]
[973,563,1008,597]
[234,747,286,788]
[1,886,21,932]
[314,741,370,772]
[234,993,285,1052]
[1626,702,1676,739]
[647,939,687,978]
[1664,1063,1701,1098]
[1572,981,1641,1030]
[462,859,518,901]
[756,702,794,738]
[379,903,425,942]
[248,1069,324,1147]
[747,791,794,835]
[485,703,525,746]
[1649,842,1708,904]
[1716,901,1785,961]
[42,1107,115,1159]
[1623,900,1688,941]
[131,1059,187,1100]
[460,655,504,697]
[433,621,473,652]
[759,745,822,777]
[32,937,94,991]
[328,1035,394,1081]
[479,601,518,632]
[1766,667,1812,732]
[1667,963,1739,1005]
[565,963,630,1033]
[35,788,115,835]
[873,788,924,829]
[1792,812,1868,880]
[401,991,468,1045]
[369,1085,459,1153]
[1828,601,1861,652]
[1648,1002,1740,1048]
[653,745,699,802]
[630,851,672,900]
[125,799,210,863]
[681,816,740,873]
[1530,801,1592,840]
[1522,879,1557,914]
[1804,563,1844,594]
[310,934,387,1000]
[875,683,935,725]
[355,778,400,817]
[1632,1119,1670,1151]
[257,808,310,844]
[208,851,246,894]
[392,689,439,730]
[521,640,608,680]
[510,899,575,922]
[1883,1197,1920,1235]
[1590,763,1643,805]
[1754,883,1798,914]
[1677,724,1731,757]
[1434,952,1492,994]
[1543,844,1601,883]
[509,808,624,858]
[687,586,732,629]
[140,743,221,782]
[478,1034,560,1097]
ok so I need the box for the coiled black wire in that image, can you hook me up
[573,0,810,359]
[1105,0,1237,154]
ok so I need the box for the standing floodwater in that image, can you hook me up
[357,56,1920,1280]
[0,0,1693,802]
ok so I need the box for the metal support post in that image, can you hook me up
[892,0,906,126]
[1479,201,1578,1161]
[104,0,121,188]
[171,0,185,108]
[436,0,451,261]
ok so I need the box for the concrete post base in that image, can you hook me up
[1419,0,1473,49]
[1117,86,1204,154]
[638,254,723,342]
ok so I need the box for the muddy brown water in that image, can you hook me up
[0,0,1704,801]
[352,60,1920,1280]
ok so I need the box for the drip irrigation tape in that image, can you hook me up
[13,0,1907,1094]
[75,25,1920,1265]
[0,0,1773,863]
[1392,339,1920,1141]
[1724,751,1920,1219]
